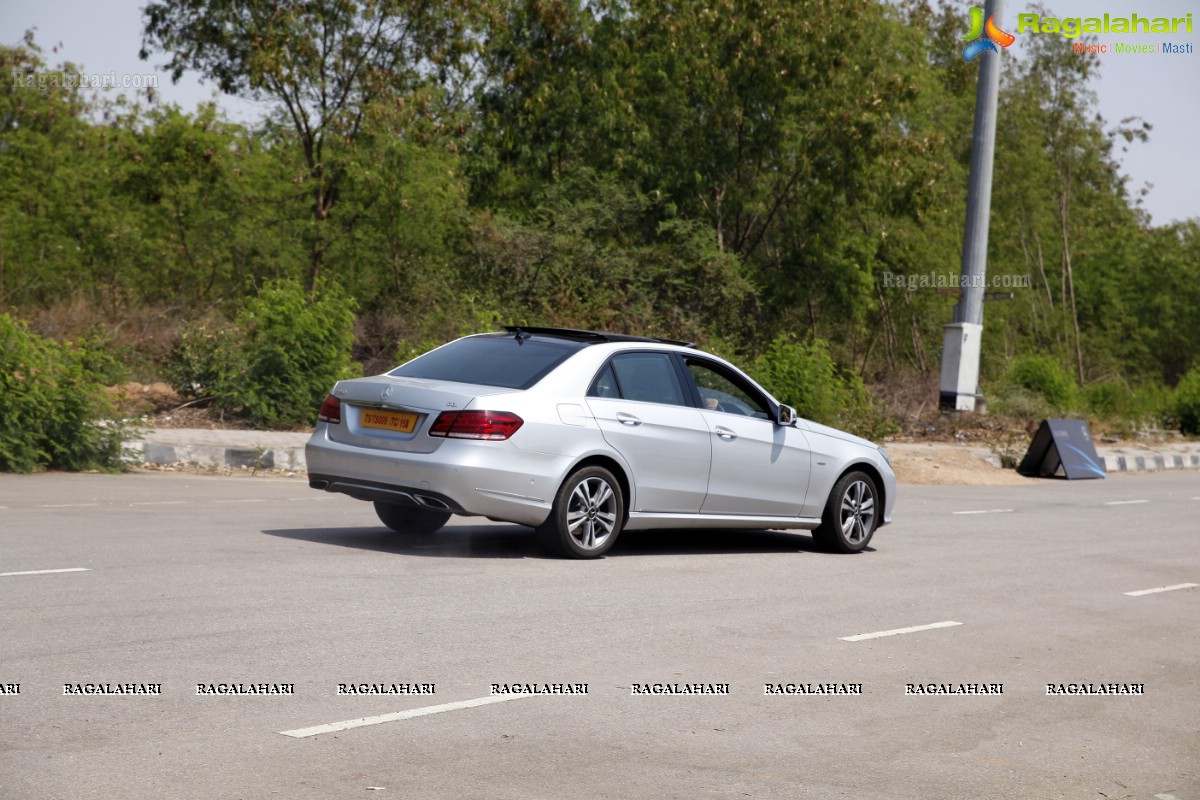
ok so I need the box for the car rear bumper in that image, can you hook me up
[305,425,564,528]
[307,474,466,513]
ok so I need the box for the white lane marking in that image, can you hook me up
[0,568,91,577]
[840,620,963,642]
[279,694,535,739]
[1156,794,1179,800]
[1124,583,1199,597]
[40,503,100,508]
[951,508,1013,515]
[214,499,266,504]
[129,501,189,506]
[1104,499,1148,506]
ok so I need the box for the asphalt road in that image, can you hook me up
[1,470,1197,800]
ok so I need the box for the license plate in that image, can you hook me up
[360,409,420,433]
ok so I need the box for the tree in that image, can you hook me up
[141,0,478,292]
[330,101,471,307]
[987,16,1154,386]
[0,37,97,308]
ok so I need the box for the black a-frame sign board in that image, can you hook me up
[1017,418,1106,479]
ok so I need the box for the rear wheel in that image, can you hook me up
[374,502,450,535]
[812,471,878,553]
[537,466,624,559]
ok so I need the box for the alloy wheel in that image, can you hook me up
[839,479,876,546]
[566,476,619,551]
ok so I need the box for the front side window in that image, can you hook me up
[598,353,688,406]
[686,359,771,419]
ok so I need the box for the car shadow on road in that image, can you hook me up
[611,528,870,556]
[262,524,543,559]
[262,524,867,558]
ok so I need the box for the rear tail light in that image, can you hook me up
[318,394,342,424]
[429,410,523,440]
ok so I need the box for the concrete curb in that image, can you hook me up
[126,429,1200,479]
[1101,452,1200,473]
[127,429,310,472]
[887,441,1200,478]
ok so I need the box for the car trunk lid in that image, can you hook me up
[327,376,510,454]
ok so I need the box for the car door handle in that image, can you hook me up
[616,412,642,426]
[714,426,737,440]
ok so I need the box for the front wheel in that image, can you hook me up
[812,471,879,553]
[537,466,624,559]
[374,502,450,535]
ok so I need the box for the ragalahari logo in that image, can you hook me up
[961,7,1016,62]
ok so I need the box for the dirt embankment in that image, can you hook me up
[886,443,1033,486]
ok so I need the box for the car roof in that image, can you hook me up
[497,326,696,349]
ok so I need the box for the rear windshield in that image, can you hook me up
[389,335,582,390]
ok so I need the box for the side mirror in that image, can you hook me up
[776,404,798,426]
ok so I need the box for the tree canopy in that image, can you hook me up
[0,0,1195,432]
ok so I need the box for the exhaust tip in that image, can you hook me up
[415,495,450,511]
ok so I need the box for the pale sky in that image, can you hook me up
[3,0,1198,225]
[1001,0,1199,226]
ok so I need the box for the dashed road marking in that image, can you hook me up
[40,503,99,508]
[951,509,1013,515]
[1104,499,1148,506]
[840,620,963,642]
[0,567,91,578]
[278,694,535,739]
[129,501,190,506]
[214,499,266,504]
[1124,583,1198,597]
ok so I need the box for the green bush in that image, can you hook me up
[1001,355,1077,411]
[165,322,240,402]
[987,384,1054,422]
[166,280,361,428]
[750,335,895,440]
[1131,383,1172,427]
[1173,366,1200,435]
[0,314,125,473]
[1083,380,1133,419]
[1083,380,1171,429]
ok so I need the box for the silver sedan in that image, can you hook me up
[306,327,896,558]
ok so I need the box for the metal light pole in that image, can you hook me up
[940,0,1003,412]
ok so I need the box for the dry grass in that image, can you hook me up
[869,371,1030,441]
[22,295,188,381]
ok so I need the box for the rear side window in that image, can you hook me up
[604,353,688,406]
[389,336,580,389]
[590,364,621,398]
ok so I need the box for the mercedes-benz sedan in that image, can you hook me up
[306,327,896,558]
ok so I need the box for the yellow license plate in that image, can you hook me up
[360,409,420,433]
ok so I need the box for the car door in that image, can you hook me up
[683,357,812,518]
[585,352,712,514]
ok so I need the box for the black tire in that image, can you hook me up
[536,466,625,559]
[374,501,450,535]
[811,470,879,553]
